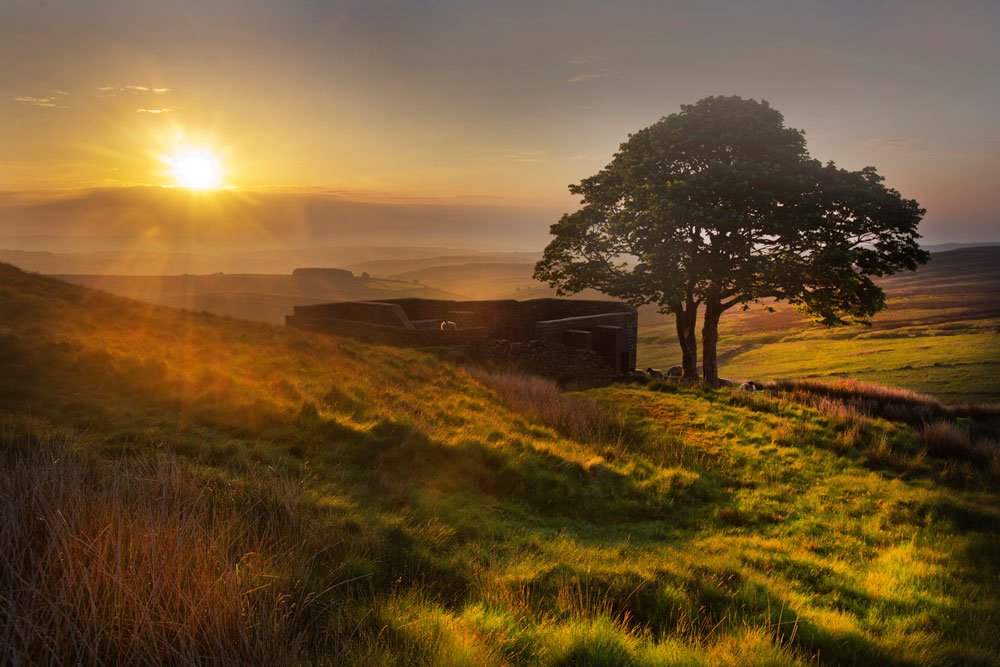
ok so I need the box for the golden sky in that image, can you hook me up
[1,0,998,250]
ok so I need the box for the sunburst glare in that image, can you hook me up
[163,146,223,189]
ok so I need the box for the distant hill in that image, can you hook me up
[0,245,498,276]
[349,252,541,277]
[922,241,1000,253]
[388,262,542,298]
[51,271,459,324]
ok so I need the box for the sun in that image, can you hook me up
[164,147,223,189]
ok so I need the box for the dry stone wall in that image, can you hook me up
[287,297,639,379]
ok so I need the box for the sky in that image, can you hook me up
[1,0,998,252]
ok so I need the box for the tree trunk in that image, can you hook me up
[702,300,722,387]
[674,301,699,381]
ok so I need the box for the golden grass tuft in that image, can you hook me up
[772,377,946,425]
[465,367,632,451]
[0,429,322,666]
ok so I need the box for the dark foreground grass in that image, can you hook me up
[1,262,999,665]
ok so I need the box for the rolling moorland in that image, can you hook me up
[29,246,997,404]
[1,263,998,665]
[330,247,1000,404]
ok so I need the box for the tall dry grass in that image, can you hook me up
[0,427,327,666]
[771,378,947,425]
[921,421,1000,467]
[465,367,632,451]
[767,379,1000,486]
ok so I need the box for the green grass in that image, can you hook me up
[1,262,998,665]
[721,330,1000,402]
[637,248,1000,404]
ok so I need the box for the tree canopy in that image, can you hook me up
[534,96,928,384]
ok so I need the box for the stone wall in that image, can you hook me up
[374,297,636,349]
[533,312,638,371]
[287,296,639,375]
[286,314,490,346]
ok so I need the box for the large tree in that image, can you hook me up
[534,96,928,385]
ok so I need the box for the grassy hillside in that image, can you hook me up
[1,263,998,665]
[637,248,1000,404]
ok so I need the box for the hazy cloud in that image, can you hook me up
[124,85,170,93]
[566,68,610,84]
[97,85,171,96]
[503,150,548,163]
[10,95,66,108]
[859,137,922,151]
[137,108,171,114]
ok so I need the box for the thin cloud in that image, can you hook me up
[97,85,171,96]
[566,68,611,83]
[859,137,922,151]
[137,108,171,114]
[503,150,548,163]
[10,95,65,108]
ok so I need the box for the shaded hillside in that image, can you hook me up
[0,262,998,665]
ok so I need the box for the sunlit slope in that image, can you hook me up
[0,263,998,665]
[638,247,1000,403]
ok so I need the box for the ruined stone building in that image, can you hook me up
[286,297,638,374]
